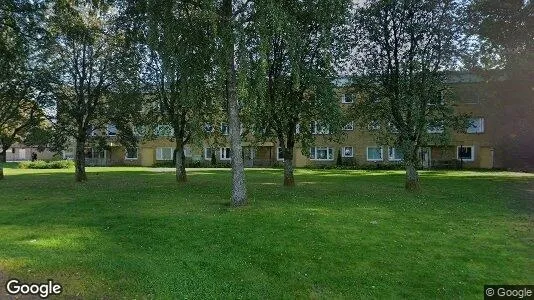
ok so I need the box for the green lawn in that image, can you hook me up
[0,167,532,298]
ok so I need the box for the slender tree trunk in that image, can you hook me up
[405,159,420,191]
[175,141,187,182]
[0,149,6,180]
[283,157,295,186]
[0,150,6,163]
[283,139,295,186]
[223,0,247,206]
[74,138,87,182]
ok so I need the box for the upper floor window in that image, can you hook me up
[204,123,214,133]
[427,124,444,134]
[312,121,330,135]
[107,124,117,136]
[368,121,381,131]
[341,93,354,104]
[221,123,229,135]
[466,118,484,134]
[156,125,174,137]
[343,122,354,131]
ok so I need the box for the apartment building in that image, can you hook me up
[77,73,534,171]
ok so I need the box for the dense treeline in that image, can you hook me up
[1,0,531,200]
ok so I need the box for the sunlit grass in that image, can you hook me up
[0,166,532,298]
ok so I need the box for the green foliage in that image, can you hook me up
[0,0,46,154]
[246,0,351,152]
[351,0,468,174]
[467,0,534,75]
[18,160,74,169]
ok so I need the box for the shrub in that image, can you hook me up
[18,160,75,169]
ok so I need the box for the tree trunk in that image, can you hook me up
[405,160,420,191]
[0,150,6,163]
[283,157,295,186]
[74,138,87,182]
[223,0,247,207]
[175,142,187,182]
[0,149,6,180]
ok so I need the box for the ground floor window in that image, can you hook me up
[220,147,231,160]
[156,147,174,160]
[125,148,138,160]
[342,146,353,158]
[277,147,284,161]
[204,148,213,160]
[388,147,403,161]
[310,147,334,160]
[457,146,474,161]
[367,146,383,161]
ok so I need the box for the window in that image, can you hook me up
[388,122,399,133]
[466,118,484,133]
[156,147,174,160]
[342,146,354,158]
[341,93,354,104]
[388,147,403,161]
[204,148,212,160]
[125,148,138,160]
[107,124,117,136]
[221,123,229,135]
[204,123,214,133]
[309,147,334,160]
[156,125,174,136]
[367,146,383,161]
[368,121,381,130]
[312,121,330,135]
[427,124,444,134]
[457,146,474,161]
[277,147,284,161]
[220,147,231,160]
[343,122,354,131]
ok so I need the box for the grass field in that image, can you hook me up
[0,166,532,298]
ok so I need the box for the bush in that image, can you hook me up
[18,160,75,169]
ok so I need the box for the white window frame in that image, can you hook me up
[220,147,231,160]
[388,147,403,161]
[341,93,354,104]
[276,147,284,161]
[220,123,229,135]
[309,147,334,161]
[341,146,354,158]
[125,148,138,160]
[204,147,212,160]
[204,123,214,133]
[427,124,444,134]
[466,117,484,134]
[342,121,354,131]
[156,147,174,161]
[457,145,475,161]
[366,146,383,161]
[156,125,174,137]
[107,124,118,136]
[312,121,330,135]
[368,121,381,130]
